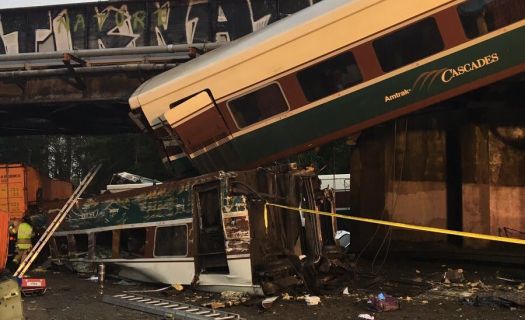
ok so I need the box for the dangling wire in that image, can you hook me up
[355,118,408,275]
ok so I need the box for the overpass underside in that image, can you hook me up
[0,45,202,135]
[0,0,319,135]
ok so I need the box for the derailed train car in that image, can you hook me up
[49,165,341,295]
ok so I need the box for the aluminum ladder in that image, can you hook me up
[103,293,245,320]
[13,163,102,278]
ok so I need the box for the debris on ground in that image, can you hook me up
[85,275,98,282]
[220,291,250,304]
[282,292,292,300]
[22,260,525,320]
[113,279,137,286]
[172,283,184,291]
[202,291,251,309]
[366,293,400,312]
[443,268,464,284]
[462,291,525,309]
[357,314,375,320]
[343,287,350,295]
[124,285,172,294]
[496,270,525,283]
[304,295,321,306]
[261,296,279,309]
[208,301,226,309]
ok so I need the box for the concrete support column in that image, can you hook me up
[348,126,388,251]
[461,124,491,248]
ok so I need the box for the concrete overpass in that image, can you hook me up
[0,0,320,135]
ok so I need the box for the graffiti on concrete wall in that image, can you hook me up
[94,5,140,48]
[0,0,321,55]
[0,15,19,54]
[35,10,73,52]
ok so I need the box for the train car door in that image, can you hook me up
[164,91,230,157]
[193,182,229,275]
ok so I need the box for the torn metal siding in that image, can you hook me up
[222,195,251,256]
[60,173,221,231]
[64,187,191,230]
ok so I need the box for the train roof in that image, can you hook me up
[130,0,456,125]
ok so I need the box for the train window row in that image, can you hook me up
[459,0,525,39]
[53,225,188,260]
[218,0,524,131]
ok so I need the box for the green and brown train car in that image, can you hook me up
[51,166,339,295]
[129,0,525,178]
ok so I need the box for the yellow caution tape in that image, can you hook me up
[264,202,525,246]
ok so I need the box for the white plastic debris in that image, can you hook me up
[262,296,279,309]
[358,314,375,320]
[343,287,350,295]
[305,295,321,306]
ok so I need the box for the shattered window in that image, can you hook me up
[74,234,88,253]
[373,18,444,72]
[458,0,525,38]
[228,83,289,128]
[53,236,69,257]
[94,231,113,259]
[120,228,146,259]
[154,225,187,256]
[298,51,362,102]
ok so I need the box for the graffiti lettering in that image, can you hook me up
[0,0,318,54]
[95,5,139,48]
[0,15,19,54]
[132,11,146,30]
[153,3,170,28]
[35,10,73,52]
[73,14,85,32]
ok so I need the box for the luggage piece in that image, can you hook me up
[0,279,24,320]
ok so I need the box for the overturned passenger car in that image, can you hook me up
[50,165,342,295]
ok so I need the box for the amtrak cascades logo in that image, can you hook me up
[440,53,499,83]
[384,52,500,103]
[384,89,411,102]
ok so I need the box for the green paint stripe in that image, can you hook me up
[193,26,525,172]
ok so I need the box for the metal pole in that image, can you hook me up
[0,64,178,79]
[98,263,105,295]
[0,43,221,62]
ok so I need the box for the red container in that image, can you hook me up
[21,278,47,296]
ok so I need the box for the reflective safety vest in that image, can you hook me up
[16,222,33,250]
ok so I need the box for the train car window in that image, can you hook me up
[120,228,146,259]
[53,236,69,257]
[228,83,288,128]
[297,51,362,102]
[154,225,187,256]
[458,0,525,38]
[94,231,113,259]
[74,234,88,253]
[373,18,444,72]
